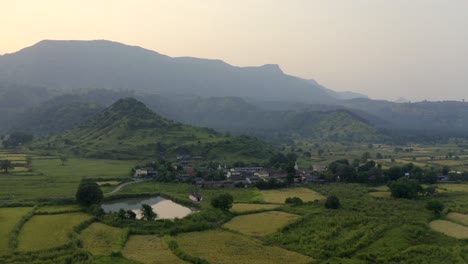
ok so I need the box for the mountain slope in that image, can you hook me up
[45,98,274,161]
[0,40,339,103]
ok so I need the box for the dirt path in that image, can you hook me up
[105,179,149,195]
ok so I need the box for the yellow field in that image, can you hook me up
[230,203,280,213]
[261,188,325,204]
[436,184,468,193]
[123,235,187,264]
[175,230,313,264]
[447,212,468,226]
[429,220,468,239]
[223,211,300,236]
[35,205,82,213]
[81,222,124,256]
[0,207,32,254]
[17,212,92,251]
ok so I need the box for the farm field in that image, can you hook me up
[230,203,280,213]
[81,222,125,256]
[123,235,187,264]
[223,211,300,236]
[175,230,314,264]
[0,207,32,254]
[0,157,136,202]
[261,187,325,204]
[35,205,82,213]
[429,220,468,239]
[447,212,468,226]
[17,212,92,251]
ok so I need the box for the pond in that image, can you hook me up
[101,196,193,220]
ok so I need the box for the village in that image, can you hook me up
[131,155,328,189]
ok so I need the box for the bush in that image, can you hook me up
[285,197,304,206]
[325,195,340,209]
[426,200,444,215]
[211,193,234,211]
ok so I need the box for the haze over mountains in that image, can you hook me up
[0,40,361,103]
[1,40,468,143]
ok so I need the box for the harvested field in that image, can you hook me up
[429,220,468,239]
[223,211,300,236]
[175,230,314,264]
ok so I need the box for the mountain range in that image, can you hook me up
[1,40,468,144]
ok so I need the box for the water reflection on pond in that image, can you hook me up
[101,196,192,220]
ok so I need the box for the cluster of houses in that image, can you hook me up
[133,161,328,188]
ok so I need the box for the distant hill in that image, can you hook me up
[137,95,383,142]
[12,95,103,135]
[43,98,274,161]
[0,40,344,103]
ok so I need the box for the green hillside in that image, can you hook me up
[43,98,274,161]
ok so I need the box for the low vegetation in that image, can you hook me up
[80,222,125,256]
[17,212,92,251]
[230,203,280,213]
[123,235,187,264]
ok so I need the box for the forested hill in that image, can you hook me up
[42,98,275,161]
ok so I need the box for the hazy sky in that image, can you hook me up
[1,0,468,101]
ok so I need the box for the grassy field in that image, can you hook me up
[368,191,391,198]
[0,207,32,254]
[175,230,313,264]
[0,157,136,201]
[35,205,82,213]
[429,220,468,239]
[223,211,300,236]
[123,235,187,264]
[81,222,125,256]
[230,203,280,213]
[261,188,325,204]
[17,212,92,251]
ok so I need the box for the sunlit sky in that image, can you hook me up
[1,0,468,101]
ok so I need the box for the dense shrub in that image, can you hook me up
[426,200,444,215]
[285,197,304,206]
[211,193,234,211]
[325,195,340,209]
[388,178,422,199]
[75,180,103,207]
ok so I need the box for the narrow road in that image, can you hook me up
[105,178,149,195]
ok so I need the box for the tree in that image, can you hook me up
[126,210,137,219]
[388,178,422,199]
[325,195,340,209]
[317,149,324,157]
[59,155,69,166]
[426,200,444,215]
[75,180,103,207]
[0,160,13,173]
[2,132,33,148]
[118,209,127,219]
[211,193,234,211]
[141,204,157,220]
